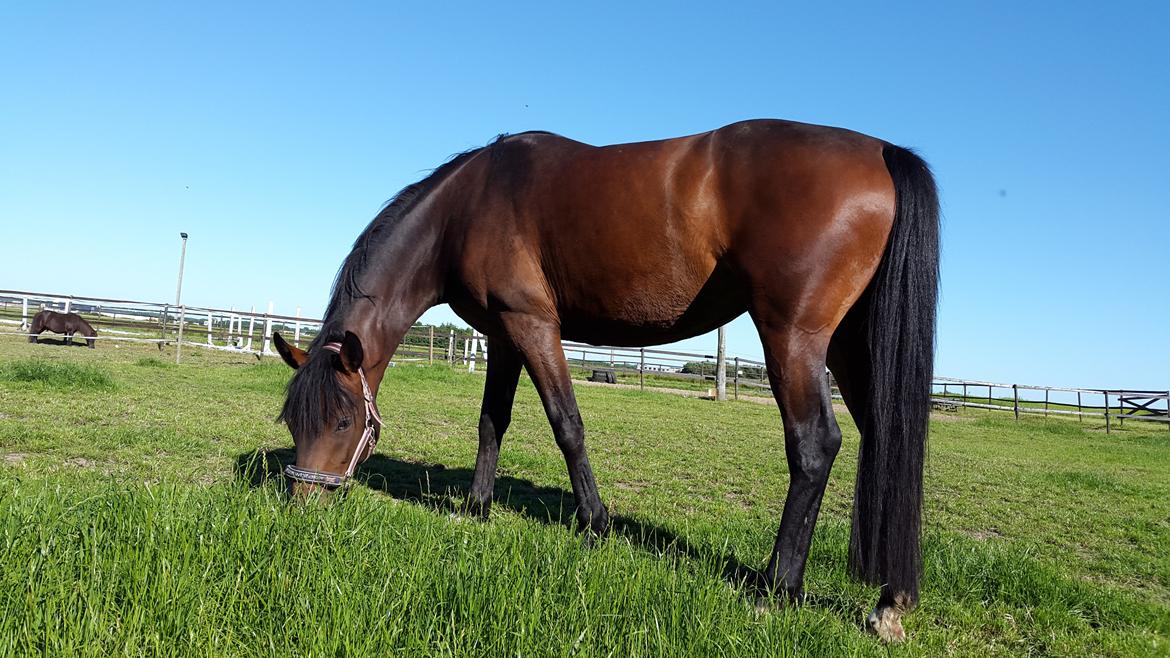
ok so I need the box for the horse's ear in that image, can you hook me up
[272,332,308,370]
[336,330,365,373]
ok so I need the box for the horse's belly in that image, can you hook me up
[555,259,747,347]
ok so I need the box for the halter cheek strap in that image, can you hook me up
[284,341,384,488]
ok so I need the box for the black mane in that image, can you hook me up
[322,145,488,326]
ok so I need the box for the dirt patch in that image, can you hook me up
[930,412,976,423]
[66,457,95,468]
[4,453,25,465]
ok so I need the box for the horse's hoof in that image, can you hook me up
[867,605,907,643]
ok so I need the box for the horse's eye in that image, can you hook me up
[336,418,352,432]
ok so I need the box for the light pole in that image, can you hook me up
[174,233,188,363]
[175,232,189,306]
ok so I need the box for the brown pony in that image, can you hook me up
[272,119,939,641]
[28,310,98,348]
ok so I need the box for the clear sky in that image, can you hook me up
[2,2,1167,390]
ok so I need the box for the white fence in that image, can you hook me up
[3,289,1167,428]
[0,289,769,395]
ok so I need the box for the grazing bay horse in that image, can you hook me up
[28,310,98,348]
[272,119,939,642]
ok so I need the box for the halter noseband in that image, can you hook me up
[284,341,384,489]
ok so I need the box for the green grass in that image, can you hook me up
[0,337,1168,657]
[0,358,115,389]
[133,356,175,369]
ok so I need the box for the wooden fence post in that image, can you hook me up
[20,296,28,331]
[715,326,727,401]
[448,330,455,365]
[1044,388,1049,417]
[1077,391,1082,422]
[734,356,740,401]
[207,311,213,345]
[429,326,434,364]
[639,348,645,391]
[1105,391,1111,434]
[1013,384,1019,420]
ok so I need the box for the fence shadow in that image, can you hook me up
[234,448,764,595]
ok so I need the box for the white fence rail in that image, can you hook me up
[3,289,1166,430]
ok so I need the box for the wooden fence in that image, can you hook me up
[932,377,1169,433]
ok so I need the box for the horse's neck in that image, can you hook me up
[334,202,449,387]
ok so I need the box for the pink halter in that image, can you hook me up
[283,341,384,488]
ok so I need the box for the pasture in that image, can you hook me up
[0,337,1167,657]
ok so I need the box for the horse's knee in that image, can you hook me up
[789,417,841,481]
[478,410,512,444]
[554,417,586,454]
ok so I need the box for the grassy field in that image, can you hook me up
[0,337,1167,657]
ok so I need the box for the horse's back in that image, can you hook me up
[456,120,896,344]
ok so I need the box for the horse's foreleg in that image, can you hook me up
[755,320,841,603]
[502,314,609,536]
[465,338,523,519]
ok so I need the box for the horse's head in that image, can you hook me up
[272,331,382,498]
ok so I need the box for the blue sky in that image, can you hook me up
[1,2,1167,390]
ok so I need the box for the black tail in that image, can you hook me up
[847,145,939,603]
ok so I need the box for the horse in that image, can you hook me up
[28,310,98,348]
[271,119,939,642]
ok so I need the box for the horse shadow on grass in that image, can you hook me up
[28,337,91,347]
[230,448,845,609]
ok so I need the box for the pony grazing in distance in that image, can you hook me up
[272,119,939,642]
[28,310,98,348]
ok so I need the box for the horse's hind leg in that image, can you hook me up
[753,316,842,602]
[466,338,523,519]
[500,313,609,535]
